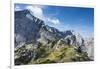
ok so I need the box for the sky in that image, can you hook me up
[15,3,94,38]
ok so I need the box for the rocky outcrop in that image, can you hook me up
[84,38,94,60]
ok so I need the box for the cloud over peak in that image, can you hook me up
[25,5,60,25]
[26,6,45,20]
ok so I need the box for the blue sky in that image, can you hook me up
[15,4,94,38]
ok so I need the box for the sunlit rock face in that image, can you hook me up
[84,38,94,60]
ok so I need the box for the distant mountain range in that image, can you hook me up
[14,10,94,65]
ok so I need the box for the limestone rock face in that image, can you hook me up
[84,38,94,60]
[15,10,62,48]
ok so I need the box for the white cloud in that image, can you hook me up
[51,19,60,25]
[46,18,60,25]
[15,6,22,11]
[26,5,60,25]
[26,6,45,20]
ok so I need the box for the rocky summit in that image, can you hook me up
[14,10,94,65]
